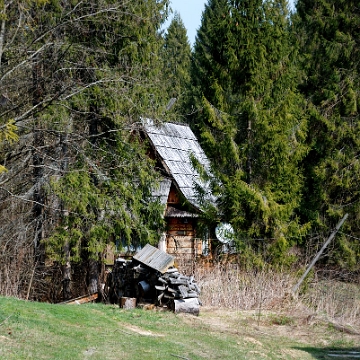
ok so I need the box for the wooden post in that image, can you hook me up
[292,214,348,294]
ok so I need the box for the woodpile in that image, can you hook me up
[104,245,201,315]
[155,268,200,302]
[155,267,201,316]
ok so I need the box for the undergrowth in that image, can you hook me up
[193,262,360,329]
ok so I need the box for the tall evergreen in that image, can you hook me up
[163,12,192,120]
[45,0,170,270]
[191,0,307,263]
[294,0,360,268]
[0,0,170,299]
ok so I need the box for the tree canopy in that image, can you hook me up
[163,12,192,119]
[1,0,360,300]
[190,0,308,264]
[293,0,360,268]
[0,0,170,299]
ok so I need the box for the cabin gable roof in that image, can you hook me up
[143,118,215,211]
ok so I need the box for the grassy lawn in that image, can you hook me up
[0,296,359,359]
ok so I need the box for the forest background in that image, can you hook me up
[0,0,359,301]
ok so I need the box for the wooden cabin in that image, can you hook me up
[142,119,215,266]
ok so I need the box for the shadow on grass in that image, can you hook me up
[294,346,360,359]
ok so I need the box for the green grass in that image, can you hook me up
[0,296,358,360]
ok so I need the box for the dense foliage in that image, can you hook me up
[293,0,360,268]
[163,12,192,120]
[0,0,169,299]
[0,0,359,300]
[190,0,308,265]
[188,0,360,268]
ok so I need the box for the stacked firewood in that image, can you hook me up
[104,258,201,315]
[155,267,200,305]
[104,258,157,304]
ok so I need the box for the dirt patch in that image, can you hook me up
[0,335,12,342]
[178,306,360,347]
[243,336,263,346]
[122,323,164,337]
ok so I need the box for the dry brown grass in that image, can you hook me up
[194,262,360,331]
[195,263,292,310]
[303,279,360,328]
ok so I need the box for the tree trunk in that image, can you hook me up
[32,54,45,265]
[246,118,252,184]
[88,258,98,295]
[62,241,72,300]
[60,127,71,300]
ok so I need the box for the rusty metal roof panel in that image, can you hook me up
[133,244,174,273]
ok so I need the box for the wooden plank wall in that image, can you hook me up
[167,217,195,237]
[166,236,202,256]
[166,218,203,273]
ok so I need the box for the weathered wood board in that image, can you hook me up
[133,244,174,274]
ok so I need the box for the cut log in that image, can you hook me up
[172,298,200,316]
[164,293,175,299]
[106,247,201,315]
[185,291,199,298]
[120,297,136,309]
[155,285,166,291]
[169,278,188,285]
[178,285,189,299]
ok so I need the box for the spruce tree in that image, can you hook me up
[294,0,360,268]
[191,0,307,263]
[0,0,170,299]
[163,12,192,120]
[45,0,170,263]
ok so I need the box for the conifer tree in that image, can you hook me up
[163,12,192,120]
[294,0,360,268]
[191,0,307,263]
[0,0,170,299]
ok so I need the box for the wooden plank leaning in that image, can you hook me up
[292,213,348,295]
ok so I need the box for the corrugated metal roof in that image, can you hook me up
[133,243,174,273]
[143,119,216,209]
